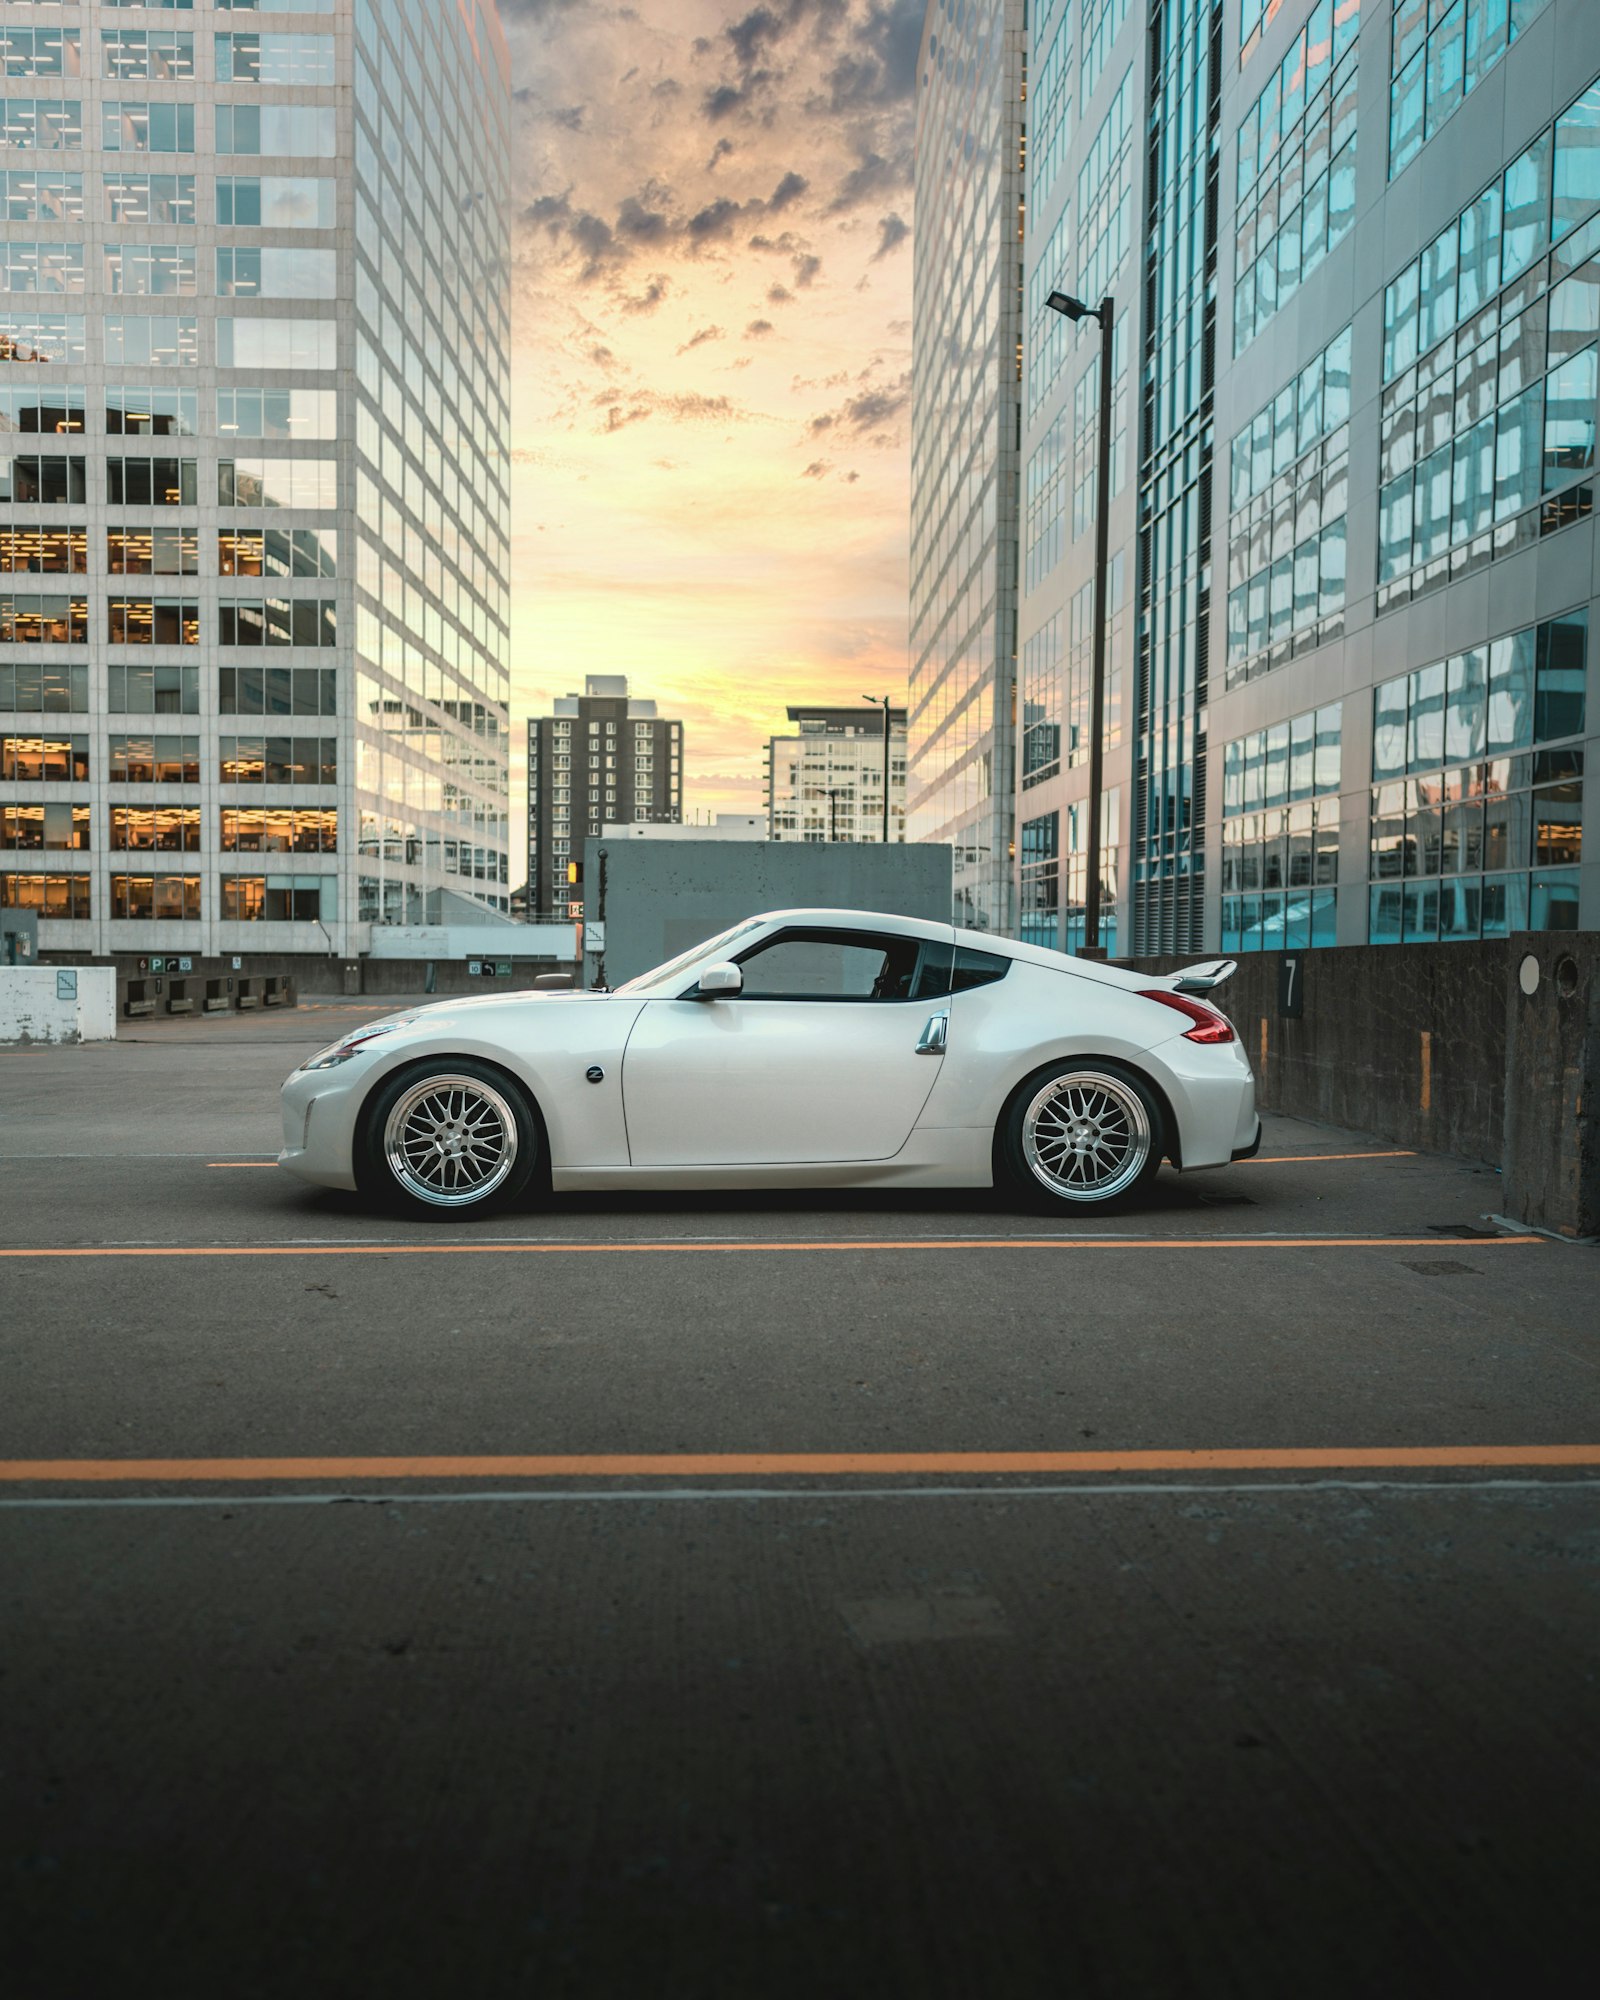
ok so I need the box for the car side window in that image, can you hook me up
[734,928,923,1001]
[908,942,1010,1000]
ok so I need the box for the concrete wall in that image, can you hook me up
[0,967,116,1043]
[1502,932,1600,1238]
[582,841,955,986]
[1120,941,1509,1166]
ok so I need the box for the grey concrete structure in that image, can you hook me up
[526,676,683,924]
[0,1,513,960]
[922,0,1599,956]
[908,0,1024,936]
[578,835,953,986]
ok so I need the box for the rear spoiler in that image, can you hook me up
[1162,958,1237,996]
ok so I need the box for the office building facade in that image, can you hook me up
[0,0,513,959]
[764,703,908,843]
[923,0,1597,954]
[526,675,682,921]
[908,0,1025,933]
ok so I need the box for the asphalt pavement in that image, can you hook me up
[2,999,1598,1997]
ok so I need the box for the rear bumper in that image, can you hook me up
[1231,1118,1263,1162]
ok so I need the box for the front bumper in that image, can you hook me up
[276,1064,361,1191]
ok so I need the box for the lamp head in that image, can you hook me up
[1045,291,1092,321]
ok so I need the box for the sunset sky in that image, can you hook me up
[498,0,922,831]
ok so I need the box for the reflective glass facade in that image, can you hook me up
[0,0,512,953]
[985,0,1600,953]
[909,0,1025,933]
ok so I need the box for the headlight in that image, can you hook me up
[299,1016,418,1070]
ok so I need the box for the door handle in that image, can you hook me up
[916,1013,948,1054]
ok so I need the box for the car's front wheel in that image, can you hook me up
[1000,1060,1164,1210]
[357,1059,540,1218]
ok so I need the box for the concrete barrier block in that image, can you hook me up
[1502,933,1600,1239]
[0,966,116,1043]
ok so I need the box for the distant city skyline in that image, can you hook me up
[502,0,921,823]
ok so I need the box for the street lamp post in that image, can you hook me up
[861,694,893,843]
[1045,289,1113,958]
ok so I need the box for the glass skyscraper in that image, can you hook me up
[924,0,1598,953]
[0,0,512,958]
[909,0,1025,935]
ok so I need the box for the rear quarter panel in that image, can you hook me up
[917,962,1249,1167]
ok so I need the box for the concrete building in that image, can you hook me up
[908,0,1025,935]
[526,675,682,922]
[0,1,514,960]
[601,813,766,840]
[764,703,907,843]
[920,0,1598,955]
[579,833,953,988]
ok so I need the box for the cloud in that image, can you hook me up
[687,196,745,242]
[802,459,830,478]
[677,324,725,352]
[767,283,793,304]
[793,253,822,287]
[871,212,908,260]
[620,275,669,314]
[827,151,909,215]
[767,170,809,212]
[707,137,736,170]
[592,389,747,434]
[745,318,775,338]
[549,104,586,132]
[807,371,911,437]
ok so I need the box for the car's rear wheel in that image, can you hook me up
[1000,1060,1164,1211]
[357,1059,539,1218]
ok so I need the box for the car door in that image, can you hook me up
[619,924,954,1167]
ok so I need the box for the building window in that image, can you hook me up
[1226,324,1351,686]
[100,31,193,83]
[102,100,195,155]
[0,661,87,711]
[1,803,90,852]
[221,807,337,854]
[0,592,87,644]
[110,873,201,921]
[1077,66,1133,306]
[0,871,90,918]
[1,525,88,574]
[1233,0,1360,356]
[1,99,83,151]
[1379,98,1600,613]
[107,597,200,646]
[1367,610,1585,941]
[1221,705,1342,953]
[110,806,202,854]
[108,734,198,784]
[1390,0,1552,180]
[1020,812,1060,949]
[1,732,89,782]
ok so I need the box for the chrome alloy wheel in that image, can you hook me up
[1021,1070,1152,1201]
[382,1073,519,1208]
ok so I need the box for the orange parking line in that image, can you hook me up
[2,1445,1597,1484]
[1243,1150,1416,1165]
[0,1235,1541,1260]
[206,1162,276,1169]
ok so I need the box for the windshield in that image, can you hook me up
[613,917,769,995]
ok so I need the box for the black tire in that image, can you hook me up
[356,1057,541,1220]
[998,1058,1165,1213]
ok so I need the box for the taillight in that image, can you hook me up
[1138,988,1236,1044]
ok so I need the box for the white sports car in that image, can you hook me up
[278,908,1260,1218]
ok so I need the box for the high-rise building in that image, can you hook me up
[0,1,513,957]
[926,0,1598,955]
[908,0,1026,932]
[764,703,907,842]
[526,676,682,920]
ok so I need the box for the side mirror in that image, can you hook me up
[695,962,742,999]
